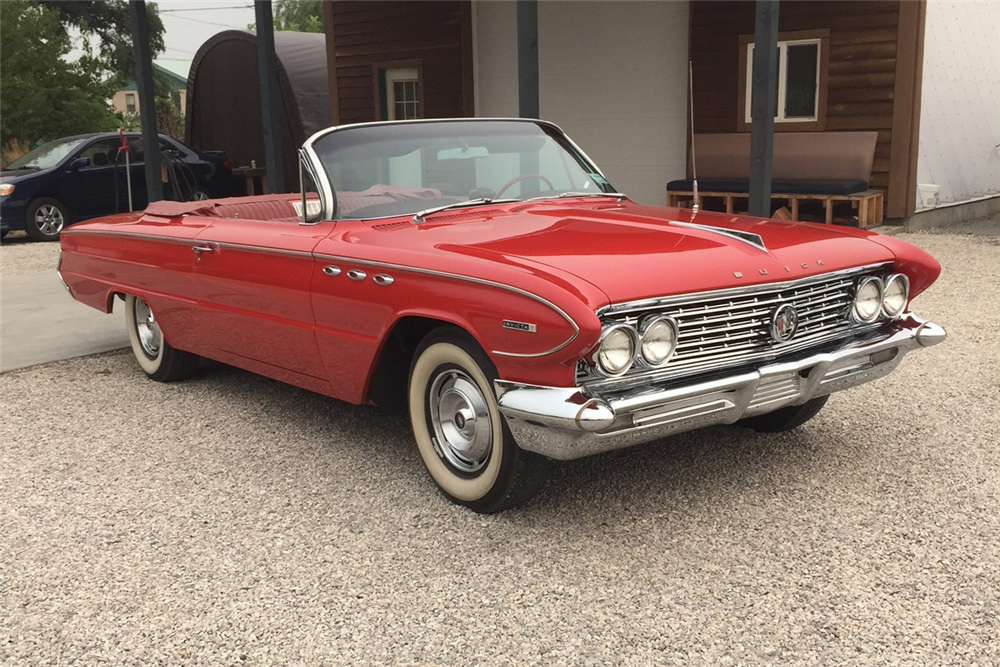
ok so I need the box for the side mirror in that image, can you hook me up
[69,157,90,171]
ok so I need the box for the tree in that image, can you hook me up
[0,1,119,151]
[249,0,324,33]
[275,0,323,32]
[41,0,166,85]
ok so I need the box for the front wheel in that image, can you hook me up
[25,197,67,241]
[408,328,550,513]
[125,294,199,382]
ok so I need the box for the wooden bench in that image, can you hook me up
[666,188,884,228]
[667,132,884,228]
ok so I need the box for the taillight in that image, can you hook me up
[223,160,231,170]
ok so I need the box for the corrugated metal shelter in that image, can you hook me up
[185,30,330,193]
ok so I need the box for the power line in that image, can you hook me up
[158,5,253,12]
[162,14,249,29]
[161,46,199,56]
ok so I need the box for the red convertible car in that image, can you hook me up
[58,119,945,513]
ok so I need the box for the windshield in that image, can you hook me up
[310,120,616,220]
[6,136,89,170]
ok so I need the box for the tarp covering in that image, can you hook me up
[185,30,330,193]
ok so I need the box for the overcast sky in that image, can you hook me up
[155,1,259,61]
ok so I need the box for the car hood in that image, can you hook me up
[406,201,895,305]
[0,168,42,180]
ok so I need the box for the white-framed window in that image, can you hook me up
[385,68,419,120]
[125,93,136,114]
[744,38,821,123]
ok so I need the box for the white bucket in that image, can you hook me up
[917,183,942,209]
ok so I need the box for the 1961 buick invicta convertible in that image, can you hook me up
[58,119,945,512]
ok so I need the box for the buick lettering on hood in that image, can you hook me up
[58,119,945,513]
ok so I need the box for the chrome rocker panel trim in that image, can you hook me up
[495,315,946,461]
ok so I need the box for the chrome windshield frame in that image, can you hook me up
[299,118,616,222]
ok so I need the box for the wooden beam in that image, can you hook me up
[904,0,927,217]
[886,0,925,218]
[460,1,475,117]
[516,0,539,118]
[748,0,779,217]
[323,0,340,125]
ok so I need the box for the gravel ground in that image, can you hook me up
[0,233,59,277]
[2,222,999,665]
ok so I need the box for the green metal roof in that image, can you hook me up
[119,59,191,91]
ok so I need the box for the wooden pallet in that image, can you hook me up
[666,188,885,229]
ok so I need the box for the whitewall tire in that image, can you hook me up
[408,328,549,513]
[125,294,199,382]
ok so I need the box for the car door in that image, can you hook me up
[189,214,337,394]
[57,139,127,219]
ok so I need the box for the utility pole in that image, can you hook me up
[255,0,285,193]
[129,0,163,203]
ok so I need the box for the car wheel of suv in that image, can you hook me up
[125,294,199,382]
[25,197,67,241]
[408,327,550,513]
[738,395,830,432]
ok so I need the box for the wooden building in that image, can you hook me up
[689,1,925,218]
[184,0,994,219]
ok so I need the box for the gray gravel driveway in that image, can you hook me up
[2,223,998,665]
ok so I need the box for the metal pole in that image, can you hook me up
[748,0,779,218]
[255,0,285,193]
[516,0,539,119]
[129,0,163,204]
[121,130,133,211]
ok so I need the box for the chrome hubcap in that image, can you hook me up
[428,369,492,473]
[34,205,65,236]
[134,298,162,358]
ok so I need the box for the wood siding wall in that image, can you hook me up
[690,1,921,217]
[325,1,472,126]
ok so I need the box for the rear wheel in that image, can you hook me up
[25,197,67,241]
[408,328,550,513]
[739,395,830,432]
[125,294,199,382]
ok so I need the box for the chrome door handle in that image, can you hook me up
[191,245,215,262]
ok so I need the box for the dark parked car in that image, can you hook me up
[0,132,242,241]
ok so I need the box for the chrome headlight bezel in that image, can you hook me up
[881,273,910,318]
[638,315,679,367]
[594,323,638,377]
[853,276,884,323]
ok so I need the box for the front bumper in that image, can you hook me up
[0,197,27,231]
[495,315,946,461]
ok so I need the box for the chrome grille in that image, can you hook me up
[582,265,887,387]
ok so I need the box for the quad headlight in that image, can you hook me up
[596,323,638,376]
[853,276,883,322]
[881,273,909,318]
[639,315,678,367]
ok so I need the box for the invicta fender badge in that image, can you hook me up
[503,320,537,333]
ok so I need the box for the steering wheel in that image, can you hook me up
[496,174,554,198]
